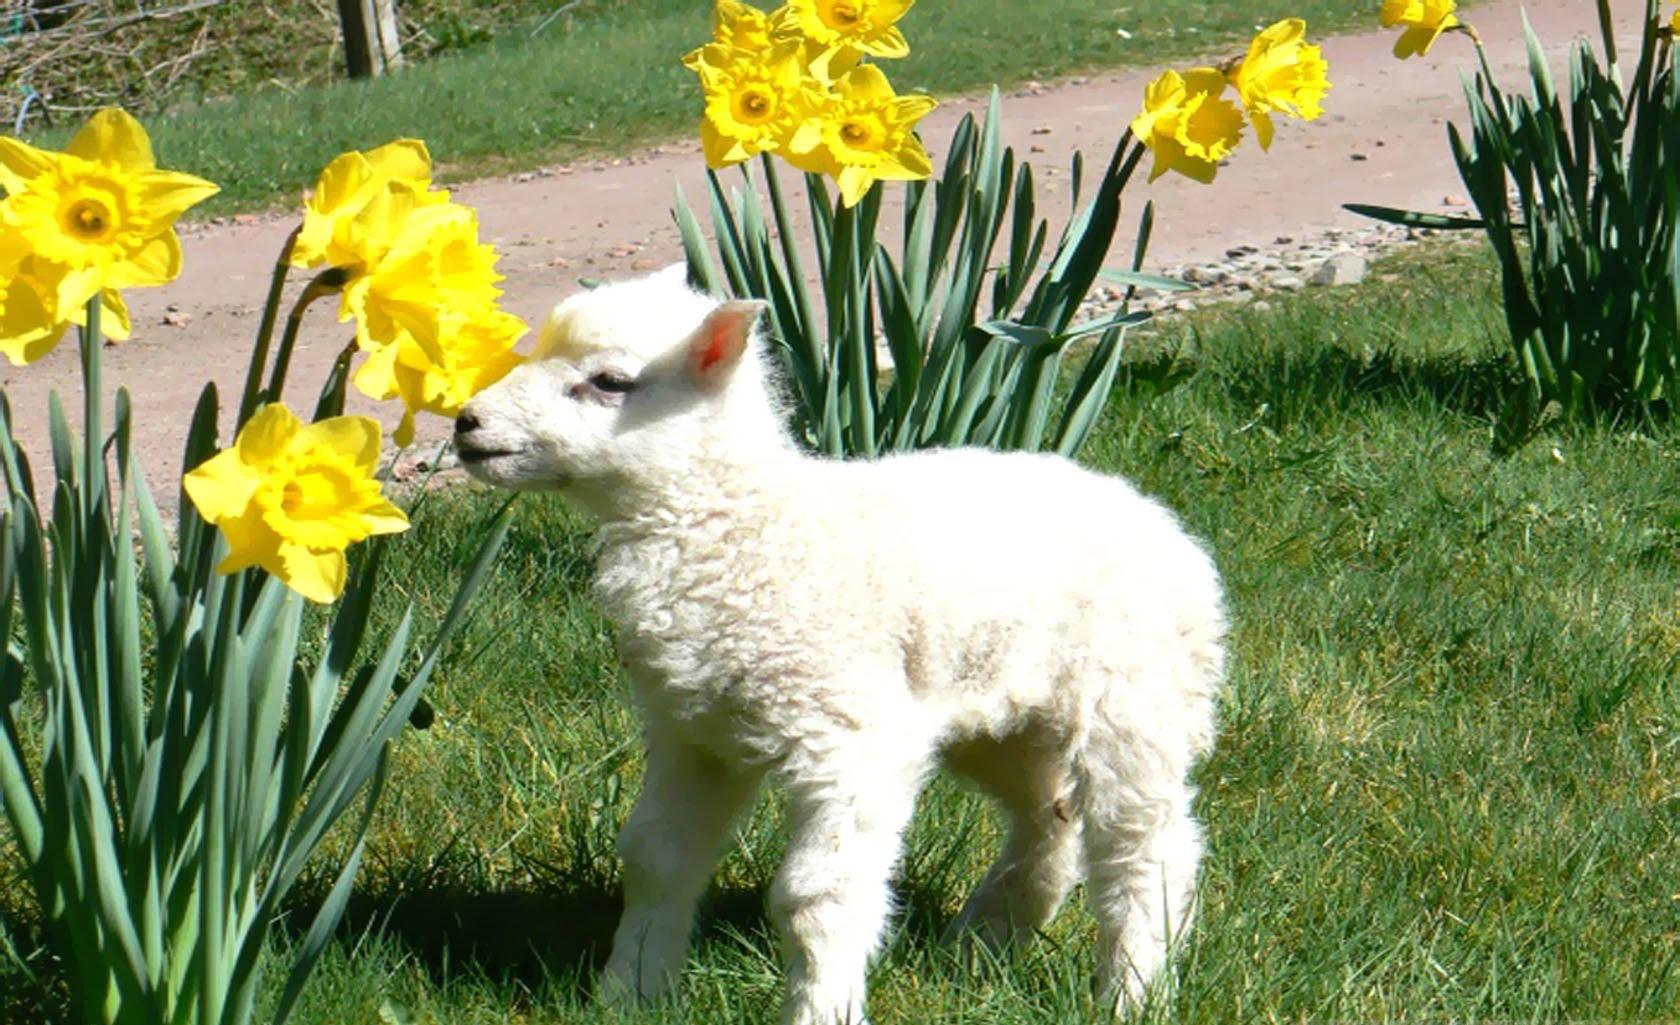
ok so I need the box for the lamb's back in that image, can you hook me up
[802,449,1221,706]
[812,447,1209,611]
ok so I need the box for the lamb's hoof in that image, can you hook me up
[938,909,1017,966]
[595,970,649,1011]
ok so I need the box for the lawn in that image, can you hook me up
[10,239,1672,1024]
[16,0,1407,216]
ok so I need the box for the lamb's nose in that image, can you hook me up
[455,409,480,435]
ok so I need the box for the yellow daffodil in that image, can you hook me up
[340,201,506,356]
[694,41,824,167]
[292,139,444,272]
[0,235,62,364]
[0,230,135,364]
[787,63,935,207]
[183,403,408,603]
[1670,1,1678,33]
[784,0,913,59]
[1380,0,1460,59]
[682,0,779,70]
[353,307,527,446]
[1131,69,1245,184]
[0,108,216,354]
[1228,19,1330,150]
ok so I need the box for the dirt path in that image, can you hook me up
[1,0,1644,512]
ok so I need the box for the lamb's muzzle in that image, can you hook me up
[460,270,1228,1025]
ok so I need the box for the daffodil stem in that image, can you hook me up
[311,337,360,422]
[760,153,818,344]
[1112,130,1144,193]
[238,226,302,429]
[263,267,348,414]
[79,296,104,520]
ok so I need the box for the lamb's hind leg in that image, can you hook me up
[600,739,763,1006]
[941,734,1082,951]
[1075,730,1203,1010]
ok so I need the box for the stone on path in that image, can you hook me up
[1310,253,1368,287]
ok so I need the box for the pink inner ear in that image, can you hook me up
[697,322,733,374]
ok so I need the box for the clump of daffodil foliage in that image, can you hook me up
[677,3,1330,458]
[0,108,512,1025]
[1355,0,1680,447]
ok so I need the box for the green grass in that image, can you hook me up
[7,239,1679,1023]
[20,0,1396,216]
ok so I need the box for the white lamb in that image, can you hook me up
[453,270,1227,1025]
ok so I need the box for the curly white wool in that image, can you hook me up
[455,270,1227,1025]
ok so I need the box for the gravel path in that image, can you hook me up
[1,0,1645,510]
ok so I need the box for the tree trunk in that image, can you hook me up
[337,0,403,79]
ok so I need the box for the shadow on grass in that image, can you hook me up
[321,875,959,998]
[1216,345,1521,426]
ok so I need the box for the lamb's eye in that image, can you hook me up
[589,370,637,394]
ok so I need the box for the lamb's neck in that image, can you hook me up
[592,443,808,537]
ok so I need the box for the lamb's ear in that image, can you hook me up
[686,300,765,389]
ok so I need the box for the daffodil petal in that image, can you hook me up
[214,508,280,574]
[870,25,910,59]
[65,108,157,171]
[0,275,68,366]
[137,171,221,225]
[892,94,938,124]
[104,232,182,290]
[237,404,302,468]
[700,119,747,168]
[277,543,347,604]
[51,265,104,318]
[839,64,895,104]
[353,342,401,401]
[837,164,873,207]
[294,415,383,473]
[363,139,432,184]
[184,448,263,523]
[1181,67,1230,97]
[361,497,409,537]
[99,288,132,341]
[0,136,57,194]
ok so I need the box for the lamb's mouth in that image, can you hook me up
[453,442,525,465]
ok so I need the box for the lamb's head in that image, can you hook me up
[454,270,782,513]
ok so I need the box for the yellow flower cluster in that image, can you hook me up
[1380,0,1460,59]
[685,0,936,207]
[1132,19,1330,184]
[290,140,526,446]
[1671,0,1679,35]
[0,109,217,364]
[185,403,408,603]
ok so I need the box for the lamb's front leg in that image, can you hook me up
[771,745,929,1025]
[600,739,763,1006]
